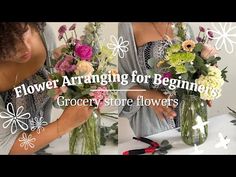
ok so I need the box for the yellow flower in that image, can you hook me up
[75,61,94,76]
[156,60,165,68]
[182,40,196,52]
[109,68,118,76]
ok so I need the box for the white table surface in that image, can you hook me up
[118,114,236,155]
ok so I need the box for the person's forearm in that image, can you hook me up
[9,115,75,155]
[127,85,154,100]
[127,85,146,100]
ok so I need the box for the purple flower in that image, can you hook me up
[161,72,172,80]
[207,29,214,39]
[69,23,76,31]
[58,25,67,35]
[196,36,203,43]
[199,26,205,32]
[75,43,93,61]
[55,55,76,74]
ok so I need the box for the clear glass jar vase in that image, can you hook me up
[180,94,208,146]
[69,111,101,155]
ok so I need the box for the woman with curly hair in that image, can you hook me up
[0,23,93,155]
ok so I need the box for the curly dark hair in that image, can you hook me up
[0,22,45,61]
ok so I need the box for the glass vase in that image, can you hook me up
[69,111,101,155]
[180,94,208,146]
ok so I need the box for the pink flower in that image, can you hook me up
[161,72,172,80]
[207,29,214,39]
[69,24,76,31]
[199,26,205,32]
[201,44,218,60]
[54,86,68,100]
[55,55,76,74]
[196,36,203,43]
[90,86,109,109]
[58,25,67,35]
[75,44,93,61]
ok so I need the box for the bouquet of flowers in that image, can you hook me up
[48,23,117,154]
[147,22,228,145]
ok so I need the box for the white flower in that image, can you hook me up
[207,23,236,54]
[19,133,36,150]
[0,103,30,134]
[107,35,129,58]
[30,117,48,134]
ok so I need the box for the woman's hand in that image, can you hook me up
[143,90,177,120]
[127,85,177,120]
[58,104,93,135]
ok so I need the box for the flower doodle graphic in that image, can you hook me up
[207,23,236,54]
[215,132,230,149]
[107,35,129,58]
[0,103,30,134]
[30,117,48,134]
[192,115,209,135]
[19,133,36,150]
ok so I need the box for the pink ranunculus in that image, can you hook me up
[55,55,76,74]
[90,86,109,109]
[75,44,93,61]
[201,44,218,60]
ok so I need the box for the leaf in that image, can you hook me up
[221,67,228,82]
[81,88,91,96]
[146,69,155,77]
[230,120,236,123]
[228,107,236,114]
[185,62,196,74]
[194,55,208,76]
[181,73,189,80]
[194,43,203,52]
[47,89,55,97]
[206,56,221,65]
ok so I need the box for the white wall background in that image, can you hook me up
[189,22,236,117]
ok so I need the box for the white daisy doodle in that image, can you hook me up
[19,133,36,150]
[107,35,129,58]
[207,23,236,54]
[0,103,30,134]
[191,144,204,155]
[192,115,209,135]
[215,132,230,149]
[30,117,48,134]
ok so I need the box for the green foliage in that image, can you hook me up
[221,67,228,82]
[193,43,204,52]
[193,55,208,76]
[100,122,118,146]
